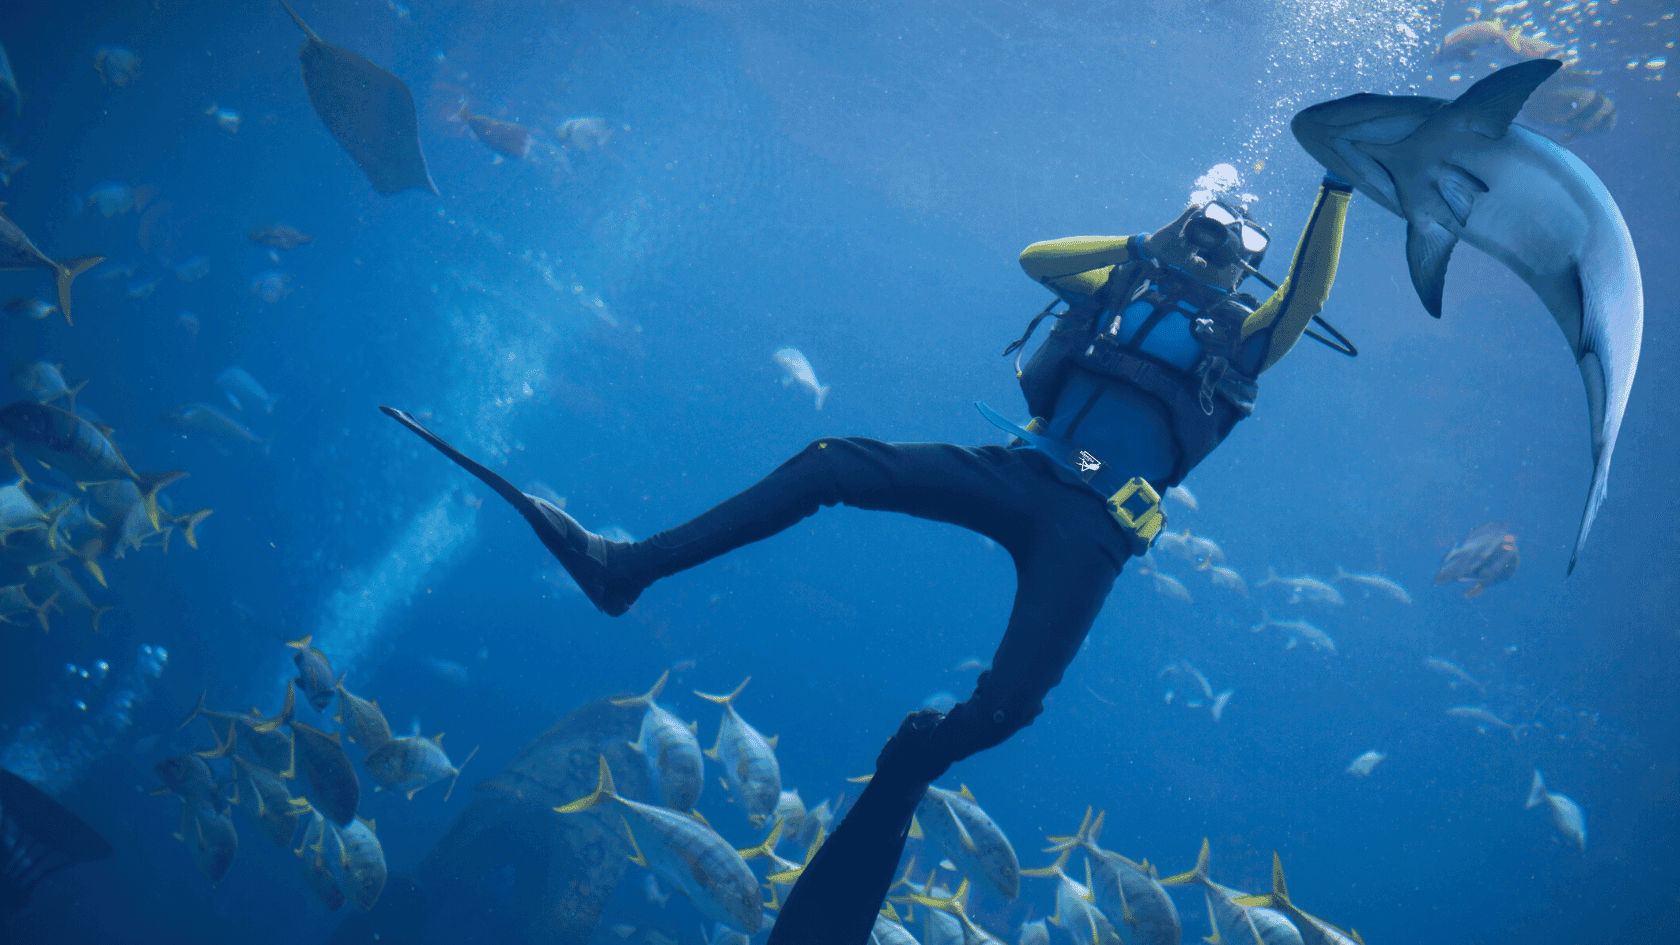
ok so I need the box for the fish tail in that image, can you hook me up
[694,676,750,707]
[79,553,106,588]
[285,634,313,651]
[131,469,189,530]
[43,500,76,551]
[443,745,480,802]
[1020,846,1071,879]
[172,508,214,549]
[3,443,29,483]
[1159,837,1212,887]
[196,718,238,759]
[1525,769,1547,809]
[555,755,618,813]
[178,689,209,730]
[60,379,89,414]
[610,668,669,707]
[736,814,785,860]
[53,255,103,326]
[253,679,296,734]
[1042,805,1097,854]
[815,385,831,410]
[30,589,60,632]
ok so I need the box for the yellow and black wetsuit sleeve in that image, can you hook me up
[1018,235,1147,303]
[1241,177,1353,374]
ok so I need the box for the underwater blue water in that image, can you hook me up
[1,1,1675,943]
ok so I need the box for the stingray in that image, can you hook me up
[0,769,114,922]
[279,0,437,196]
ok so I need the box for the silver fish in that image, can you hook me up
[1332,567,1411,604]
[773,348,830,410]
[915,784,1020,900]
[1424,657,1485,694]
[363,732,478,801]
[611,669,705,810]
[696,678,781,828]
[0,207,102,324]
[1446,704,1517,735]
[333,817,388,911]
[1346,751,1386,777]
[216,367,278,414]
[1230,854,1363,945]
[1525,769,1586,851]
[1164,484,1198,511]
[1257,568,1344,606]
[1047,808,1180,945]
[160,403,264,446]
[1020,851,1117,945]
[1152,572,1192,603]
[9,361,85,410]
[558,756,762,932]
[1250,611,1336,655]
[1207,565,1248,597]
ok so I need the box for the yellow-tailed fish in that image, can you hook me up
[1160,839,1302,945]
[187,798,238,882]
[0,402,183,528]
[695,678,781,828]
[611,669,704,810]
[286,634,337,712]
[255,680,361,825]
[333,680,392,753]
[298,808,347,911]
[1045,808,1179,945]
[911,784,1019,900]
[1230,854,1364,945]
[362,729,479,801]
[231,755,308,848]
[556,756,762,933]
[897,877,1003,945]
[1019,848,1119,945]
[0,206,102,324]
[333,816,388,912]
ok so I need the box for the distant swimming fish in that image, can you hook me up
[1152,571,1192,603]
[556,117,611,151]
[248,222,313,249]
[1446,704,1519,737]
[1207,565,1248,598]
[161,402,265,447]
[1424,657,1485,694]
[363,729,479,801]
[1525,769,1586,851]
[216,367,278,414]
[460,106,534,161]
[255,680,362,826]
[204,103,240,133]
[1346,750,1386,777]
[1436,523,1519,597]
[773,348,830,410]
[1333,567,1411,604]
[1165,484,1199,511]
[1251,610,1336,655]
[278,0,437,195]
[333,816,388,911]
[1257,568,1344,606]
[93,44,141,87]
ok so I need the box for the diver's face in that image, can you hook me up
[1144,205,1247,292]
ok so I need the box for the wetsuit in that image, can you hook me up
[382,175,1352,945]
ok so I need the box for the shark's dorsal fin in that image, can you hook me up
[1450,58,1561,139]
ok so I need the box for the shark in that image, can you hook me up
[1291,59,1643,574]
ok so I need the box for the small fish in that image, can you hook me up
[0,144,25,185]
[93,44,142,86]
[248,222,313,250]
[1164,484,1199,511]
[1424,657,1485,694]
[696,678,782,828]
[0,208,103,324]
[1346,750,1386,777]
[204,104,240,133]
[1525,86,1616,141]
[3,296,54,320]
[954,657,988,673]
[558,756,763,933]
[161,403,265,447]
[1332,567,1411,604]
[461,106,534,161]
[363,730,478,801]
[923,690,958,713]
[334,817,388,911]
[1045,808,1180,945]
[772,348,830,410]
[285,635,337,712]
[643,872,669,907]
[1257,568,1344,606]
[898,877,1003,945]
[186,799,238,882]
[86,181,134,217]
[1435,523,1519,597]
[153,751,221,806]
[1152,571,1192,603]
[1210,689,1234,723]
[425,656,470,687]
[10,362,87,411]
[1017,918,1051,945]
[1019,851,1117,945]
[333,681,392,752]
[612,670,705,810]
[0,402,183,528]
[215,367,277,415]
[1250,611,1336,655]
[176,310,200,337]
[0,41,18,115]
[256,683,361,826]
[913,784,1019,900]
[250,270,292,303]
[1207,565,1248,597]
[736,815,806,910]
[556,116,612,151]
[172,255,210,282]
[1446,704,1518,735]
[125,276,159,299]
[1525,769,1586,851]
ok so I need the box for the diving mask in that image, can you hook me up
[1182,200,1268,265]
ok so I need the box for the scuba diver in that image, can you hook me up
[381,167,1353,943]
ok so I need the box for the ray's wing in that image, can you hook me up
[280,1,437,195]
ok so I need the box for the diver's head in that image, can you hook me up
[1145,201,1269,292]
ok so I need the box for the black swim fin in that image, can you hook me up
[379,406,641,615]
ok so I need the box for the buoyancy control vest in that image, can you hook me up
[1014,257,1261,487]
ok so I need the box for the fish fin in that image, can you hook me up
[79,553,106,587]
[704,746,719,762]
[1435,164,1488,228]
[610,668,669,707]
[53,255,103,325]
[624,736,643,755]
[1268,852,1291,904]
[1450,58,1562,139]
[945,799,979,853]
[694,676,750,706]
[178,690,209,730]
[555,755,617,813]
[908,814,923,840]
[1043,806,1093,853]
[171,508,213,549]
[1403,217,1457,319]
[846,773,873,783]
[30,590,59,632]
[686,719,697,734]
[957,784,976,803]
[1465,582,1487,598]
[196,718,237,758]
[815,385,830,410]
[443,745,479,802]
[131,469,189,530]
[1159,837,1211,886]
[737,815,784,859]
[3,443,29,483]
[1020,847,1071,878]
[430,732,445,746]
[1202,890,1225,943]
[88,604,113,632]
[1526,769,1547,809]
[689,807,711,827]
[766,733,778,750]
[62,379,88,414]
[621,817,649,868]
[253,680,295,733]
[277,0,324,44]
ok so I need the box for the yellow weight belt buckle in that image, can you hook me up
[1107,476,1165,552]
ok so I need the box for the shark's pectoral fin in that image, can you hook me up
[1405,220,1459,318]
[1436,165,1488,227]
[1450,58,1562,138]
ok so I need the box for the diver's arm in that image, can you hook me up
[1019,235,1146,302]
[1239,176,1354,374]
